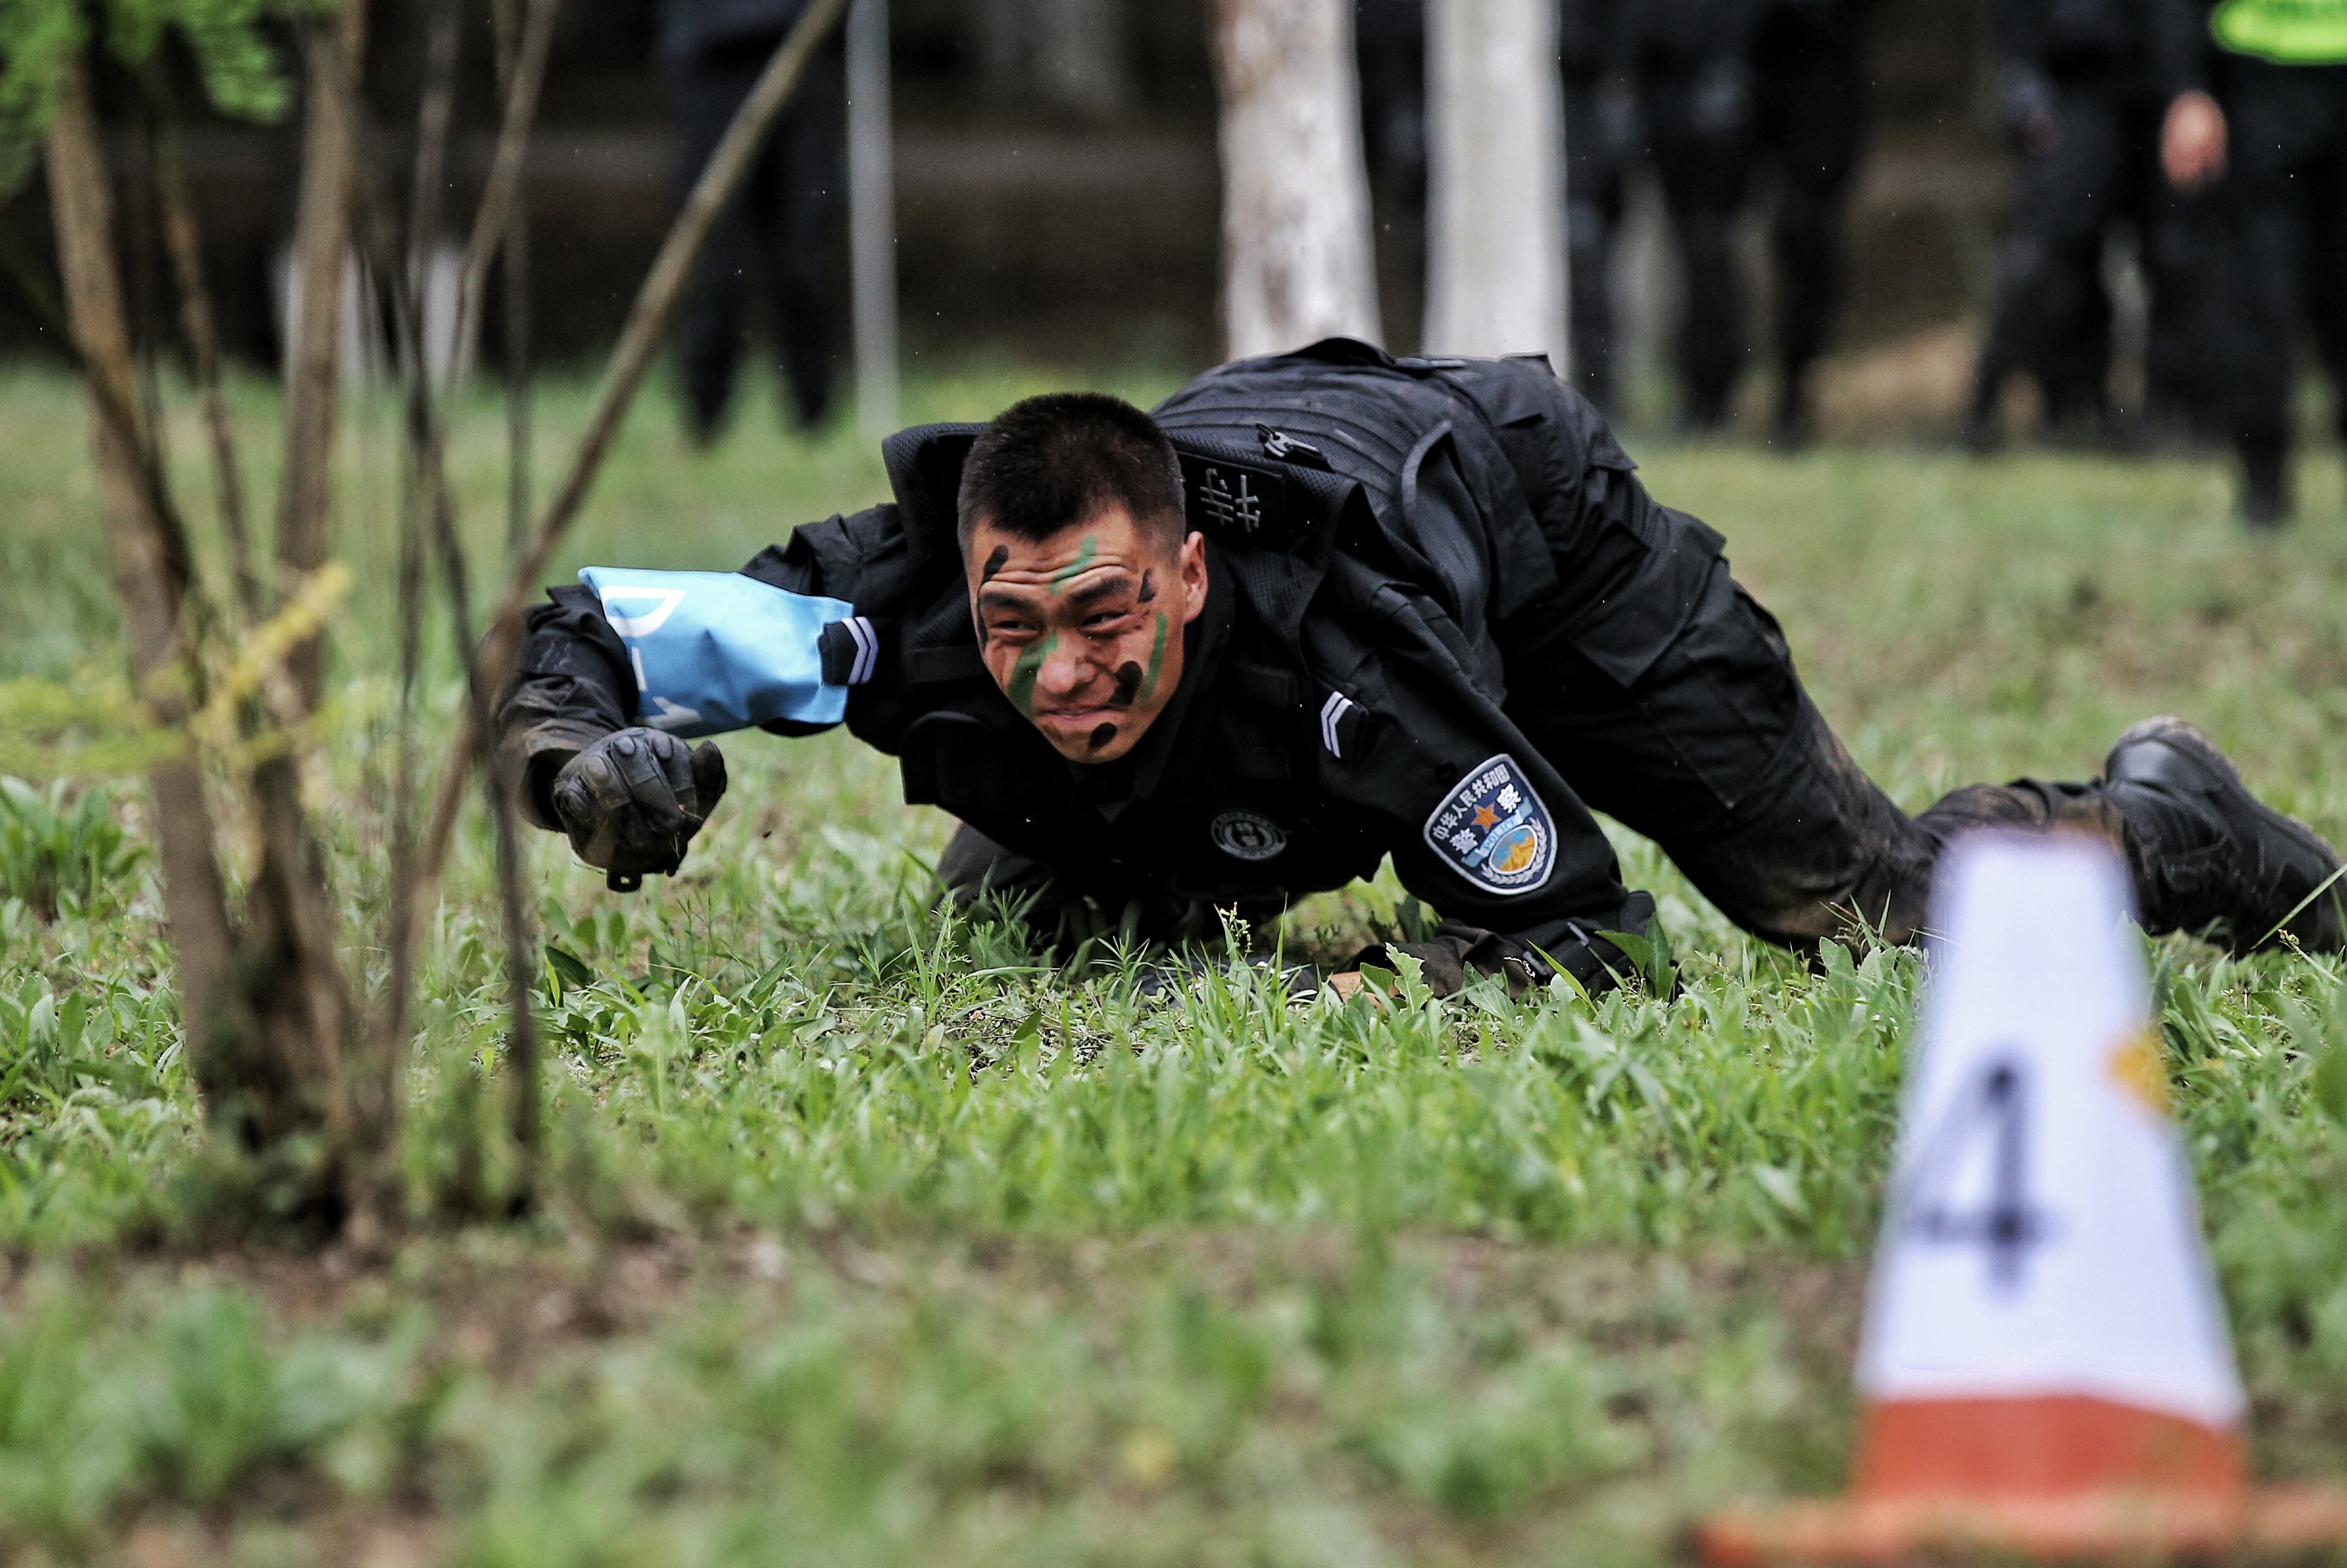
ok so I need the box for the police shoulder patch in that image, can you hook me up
[1422,755,1556,897]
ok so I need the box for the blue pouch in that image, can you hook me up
[578,567,864,737]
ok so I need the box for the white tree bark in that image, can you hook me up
[1423,0,1569,372]
[1211,0,1382,361]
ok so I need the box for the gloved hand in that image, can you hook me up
[549,727,728,891]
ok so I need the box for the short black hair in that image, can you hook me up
[956,392,1187,557]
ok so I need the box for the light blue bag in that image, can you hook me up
[578,567,861,738]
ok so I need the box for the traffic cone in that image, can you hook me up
[1694,830,2347,1564]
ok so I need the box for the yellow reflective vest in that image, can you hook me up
[2213,0,2347,63]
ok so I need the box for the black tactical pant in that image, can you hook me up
[669,37,846,437]
[1645,3,1862,432]
[1968,79,2230,436]
[1497,554,2128,950]
[1564,68,1628,413]
[2218,58,2347,488]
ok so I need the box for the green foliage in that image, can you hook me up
[105,0,304,120]
[0,775,141,919]
[0,1273,434,1554]
[0,0,315,204]
[0,0,75,198]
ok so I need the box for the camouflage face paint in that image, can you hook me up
[1110,660,1142,706]
[1048,534,1097,594]
[982,545,1009,581]
[1137,569,1156,603]
[1006,632,1056,716]
[1141,611,1170,701]
[1088,723,1117,751]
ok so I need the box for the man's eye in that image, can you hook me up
[1082,609,1130,630]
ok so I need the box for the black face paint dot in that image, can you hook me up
[1112,661,1142,705]
[1137,569,1157,602]
[1089,723,1117,751]
[983,545,1009,580]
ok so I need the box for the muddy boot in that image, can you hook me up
[2103,717,2344,954]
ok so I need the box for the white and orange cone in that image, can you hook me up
[1696,831,2347,1565]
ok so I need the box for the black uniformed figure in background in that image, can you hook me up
[1353,0,1629,411]
[2159,0,2347,524]
[498,344,2344,992]
[1561,0,1635,413]
[663,0,846,441]
[1963,0,2228,451]
[1626,0,1866,442]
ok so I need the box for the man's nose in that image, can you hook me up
[1039,641,1094,696]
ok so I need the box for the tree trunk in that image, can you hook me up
[278,0,366,705]
[1422,0,1570,369]
[1209,0,1381,361]
[45,63,240,1061]
[240,0,367,1168]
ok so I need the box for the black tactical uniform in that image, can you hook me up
[1628,0,1866,438]
[663,0,845,437]
[500,342,2344,990]
[1965,0,2228,447]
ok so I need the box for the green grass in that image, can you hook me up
[1,364,2346,1564]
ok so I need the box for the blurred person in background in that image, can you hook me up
[2160,0,2347,524]
[1963,0,2230,453]
[1627,0,1868,444]
[1354,0,1629,410]
[663,0,846,443]
[1561,0,1634,413]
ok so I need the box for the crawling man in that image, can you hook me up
[497,339,2344,993]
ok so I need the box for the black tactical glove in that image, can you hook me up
[549,727,728,891]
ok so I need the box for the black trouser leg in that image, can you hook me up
[1969,84,2128,437]
[1753,7,1861,437]
[1563,72,1624,413]
[670,58,764,439]
[1649,62,1755,429]
[2142,185,2232,435]
[2301,138,2347,448]
[1506,549,2133,948]
[2218,60,2347,517]
[767,40,846,430]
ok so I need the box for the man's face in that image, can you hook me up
[965,505,1209,763]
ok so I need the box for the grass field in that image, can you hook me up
[2,363,2346,1565]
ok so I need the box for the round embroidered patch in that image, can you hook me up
[1210,809,1289,862]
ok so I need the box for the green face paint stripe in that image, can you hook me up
[1141,611,1170,702]
[1048,535,1098,593]
[1007,633,1056,716]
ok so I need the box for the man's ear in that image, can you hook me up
[1179,531,1208,625]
